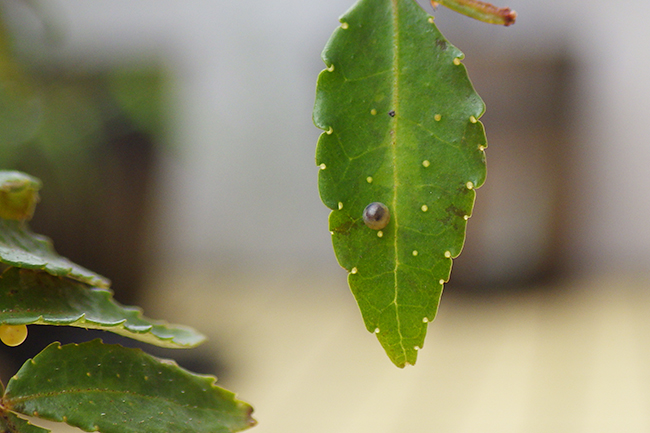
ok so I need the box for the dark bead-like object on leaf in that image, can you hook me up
[363,202,390,230]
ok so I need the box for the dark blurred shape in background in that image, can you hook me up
[0,2,182,379]
[452,52,576,291]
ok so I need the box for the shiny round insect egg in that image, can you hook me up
[363,202,390,230]
[0,324,28,347]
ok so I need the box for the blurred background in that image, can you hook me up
[2,0,650,431]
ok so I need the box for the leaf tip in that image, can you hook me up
[244,404,258,428]
[502,8,517,26]
[0,171,42,222]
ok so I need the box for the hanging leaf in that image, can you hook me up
[0,267,205,348]
[314,0,487,367]
[3,340,256,433]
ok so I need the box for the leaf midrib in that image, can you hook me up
[389,0,407,365]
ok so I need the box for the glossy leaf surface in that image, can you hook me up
[0,267,205,348]
[314,0,486,367]
[0,170,109,288]
[3,340,256,433]
[0,218,109,289]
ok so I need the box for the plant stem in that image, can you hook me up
[431,0,517,26]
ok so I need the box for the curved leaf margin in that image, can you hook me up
[314,0,487,367]
[3,340,256,433]
[0,267,205,348]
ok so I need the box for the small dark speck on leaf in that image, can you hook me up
[388,110,395,117]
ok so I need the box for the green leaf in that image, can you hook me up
[0,172,41,222]
[3,340,256,433]
[0,216,110,289]
[0,19,42,152]
[314,0,486,367]
[108,68,167,141]
[0,170,107,288]
[0,412,50,433]
[0,267,205,348]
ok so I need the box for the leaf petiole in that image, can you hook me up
[431,0,517,26]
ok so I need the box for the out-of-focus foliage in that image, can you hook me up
[0,6,167,177]
[0,11,41,151]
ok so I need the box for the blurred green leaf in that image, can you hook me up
[0,170,107,286]
[0,171,41,221]
[314,0,487,367]
[0,217,109,289]
[3,340,256,433]
[0,80,42,150]
[0,16,42,151]
[34,81,104,164]
[0,267,205,348]
[0,412,50,433]
[109,68,167,140]
[435,0,517,26]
